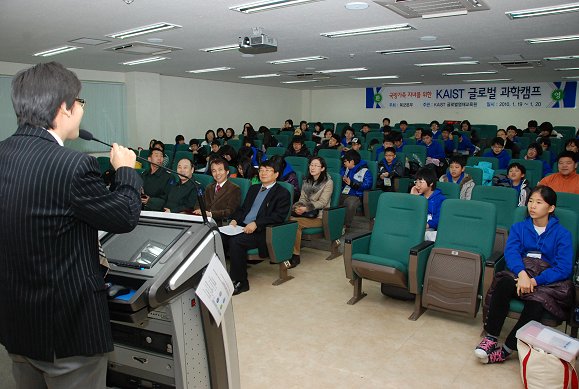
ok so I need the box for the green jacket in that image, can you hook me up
[164,179,197,213]
[142,168,172,211]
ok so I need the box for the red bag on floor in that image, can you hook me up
[518,339,578,389]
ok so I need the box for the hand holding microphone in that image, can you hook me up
[110,143,136,170]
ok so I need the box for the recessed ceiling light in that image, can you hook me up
[443,71,498,76]
[199,44,239,53]
[506,3,579,19]
[345,2,368,10]
[555,67,579,71]
[544,55,579,61]
[281,80,320,84]
[230,0,322,14]
[422,10,468,19]
[377,45,453,55]
[268,56,327,65]
[187,67,234,74]
[352,75,399,80]
[464,78,512,82]
[525,34,579,44]
[121,56,168,66]
[383,81,423,85]
[33,46,81,57]
[420,36,437,41]
[107,23,181,39]
[415,61,479,67]
[314,84,351,88]
[240,73,281,79]
[317,67,367,73]
[562,75,579,79]
[321,24,415,38]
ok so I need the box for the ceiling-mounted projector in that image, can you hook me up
[239,27,277,54]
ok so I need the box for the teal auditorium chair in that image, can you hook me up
[172,151,192,170]
[402,145,427,166]
[363,132,384,148]
[318,149,341,161]
[304,141,317,153]
[228,177,250,203]
[192,173,214,191]
[325,158,342,175]
[265,146,286,158]
[335,122,349,134]
[483,207,578,328]
[358,150,371,161]
[285,156,309,176]
[465,166,483,186]
[419,200,497,319]
[175,144,189,152]
[351,123,365,131]
[556,192,579,254]
[275,134,290,148]
[322,122,335,131]
[247,181,298,285]
[437,181,460,199]
[509,158,543,187]
[301,172,347,260]
[226,139,242,151]
[97,156,111,175]
[554,126,577,141]
[343,193,434,320]
[467,156,499,171]
[471,185,518,255]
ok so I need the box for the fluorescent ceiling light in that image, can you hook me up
[562,76,579,79]
[314,84,350,88]
[506,3,579,20]
[187,67,234,74]
[377,45,453,55]
[383,82,423,85]
[230,0,322,14]
[352,75,399,80]
[33,46,81,57]
[422,10,468,19]
[525,34,579,44]
[281,80,320,84]
[415,61,479,67]
[317,67,367,74]
[121,56,168,66]
[240,73,281,79]
[443,71,498,76]
[321,24,414,38]
[199,44,239,53]
[464,78,512,82]
[555,67,579,71]
[544,55,579,61]
[107,23,182,39]
[268,56,327,65]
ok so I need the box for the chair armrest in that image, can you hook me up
[408,240,435,295]
[363,190,382,219]
[482,252,505,308]
[322,206,346,241]
[343,232,372,280]
[266,221,299,264]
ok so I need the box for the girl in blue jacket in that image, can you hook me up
[410,167,446,230]
[475,185,574,364]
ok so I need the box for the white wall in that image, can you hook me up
[309,87,578,130]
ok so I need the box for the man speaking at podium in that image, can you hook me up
[0,62,142,388]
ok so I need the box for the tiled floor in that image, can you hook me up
[0,245,527,388]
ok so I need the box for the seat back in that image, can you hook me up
[364,160,378,190]
[369,193,428,262]
[277,181,294,219]
[96,156,111,174]
[229,177,250,204]
[328,172,342,207]
[335,122,350,134]
[422,200,496,317]
[464,166,483,186]
[265,146,286,157]
[318,148,342,161]
[325,158,342,174]
[304,141,317,153]
[285,156,309,175]
[467,156,499,171]
[553,192,579,254]
[275,134,290,147]
[226,139,242,151]
[192,173,214,191]
[175,144,189,152]
[172,151,192,170]
[402,145,427,166]
[509,158,543,187]
[437,181,460,199]
[364,132,384,148]
[358,150,371,161]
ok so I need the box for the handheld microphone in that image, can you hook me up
[79,129,209,224]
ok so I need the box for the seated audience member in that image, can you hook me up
[506,125,519,144]
[311,122,324,144]
[194,158,241,226]
[293,128,305,137]
[410,167,446,231]
[175,134,185,147]
[150,140,170,167]
[483,137,511,169]
[476,186,573,364]
[163,158,197,213]
[339,150,373,229]
[242,123,257,143]
[391,131,406,153]
[537,121,563,139]
[189,139,208,169]
[374,136,395,159]
[315,133,342,155]
[377,147,405,192]
[216,128,226,141]
[285,136,310,157]
[206,141,221,161]
[413,127,424,145]
[225,127,237,141]
[348,137,363,153]
[289,157,333,267]
[359,124,371,141]
[538,151,579,194]
[440,125,455,156]
[239,141,263,167]
[341,127,355,148]
[524,142,551,177]
[498,128,520,159]
[493,162,531,206]
[422,130,446,172]
[439,156,475,200]
[237,157,260,185]
[270,155,300,201]
[380,117,390,132]
[565,138,578,154]
[259,126,278,149]
[141,147,172,211]
[430,120,441,139]
[222,160,291,295]
[456,131,477,156]
[320,129,333,146]
[218,144,237,167]
[382,125,392,137]
[522,120,538,134]
[538,137,557,166]
[201,130,216,147]
[281,119,295,132]
[298,120,309,134]
[398,120,409,136]
[460,120,480,145]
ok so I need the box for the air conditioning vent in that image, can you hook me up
[489,60,543,70]
[105,41,182,55]
[374,0,489,18]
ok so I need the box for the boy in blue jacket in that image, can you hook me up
[483,137,511,169]
[410,167,446,231]
[339,150,373,229]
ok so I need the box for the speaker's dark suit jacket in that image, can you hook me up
[0,126,142,361]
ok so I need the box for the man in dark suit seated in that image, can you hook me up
[193,158,241,225]
[141,147,172,211]
[221,159,291,295]
[0,62,142,388]
[163,157,197,213]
